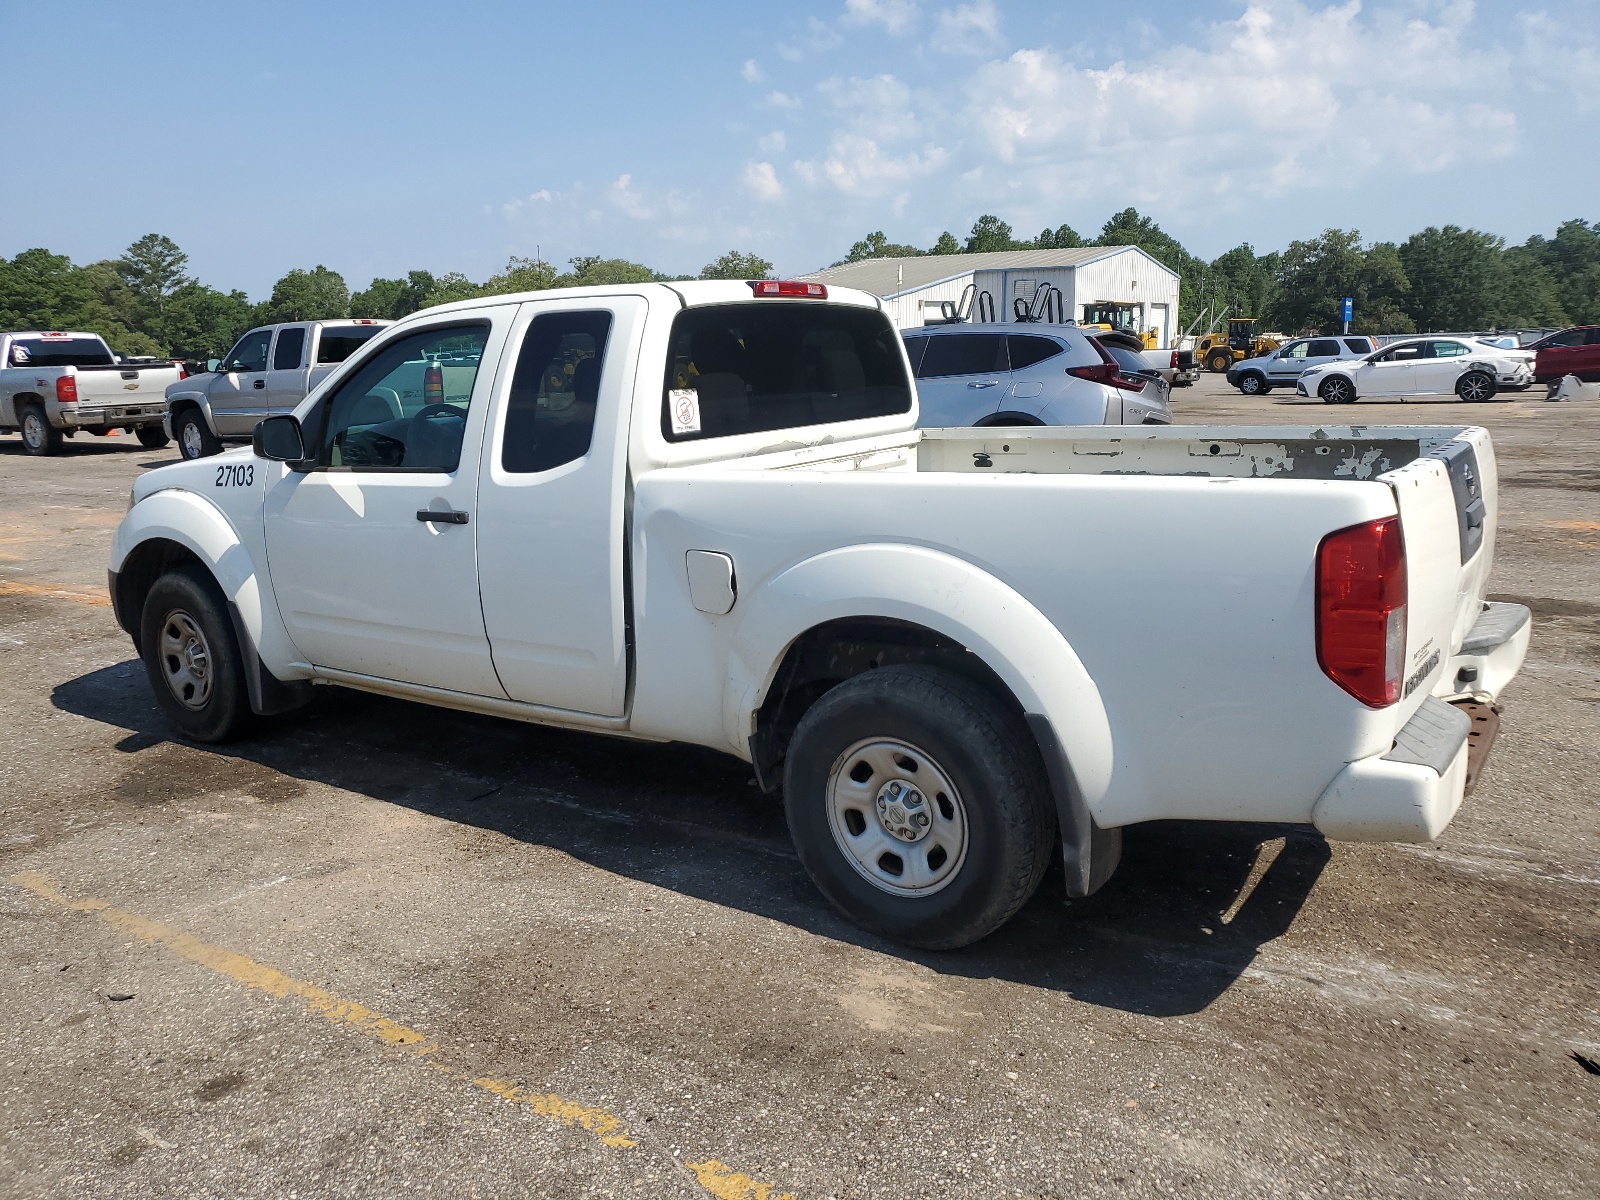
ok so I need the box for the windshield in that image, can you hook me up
[660,302,912,441]
[8,336,114,368]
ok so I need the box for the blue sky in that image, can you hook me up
[3,1,1597,297]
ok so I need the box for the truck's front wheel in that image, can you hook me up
[18,403,62,456]
[173,409,221,460]
[783,665,1055,950]
[139,566,253,743]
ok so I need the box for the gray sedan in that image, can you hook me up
[902,323,1172,428]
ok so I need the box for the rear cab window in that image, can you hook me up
[316,324,386,364]
[8,336,114,367]
[662,303,911,441]
[273,327,307,370]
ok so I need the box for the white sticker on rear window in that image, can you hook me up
[669,388,701,436]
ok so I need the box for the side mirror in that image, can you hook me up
[253,415,311,469]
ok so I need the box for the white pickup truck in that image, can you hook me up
[1,331,181,455]
[164,319,391,460]
[111,281,1530,949]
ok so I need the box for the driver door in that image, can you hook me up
[1362,341,1423,396]
[208,328,274,436]
[1267,340,1308,384]
[263,312,514,696]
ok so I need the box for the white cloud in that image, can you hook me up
[743,161,784,201]
[759,130,788,152]
[797,133,949,196]
[842,0,920,36]
[931,0,1000,54]
[529,189,552,202]
[609,173,652,220]
[819,74,922,141]
[767,89,802,109]
[741,59,764,83]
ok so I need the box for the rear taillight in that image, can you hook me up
[1170,351,1179,368]
[1068,361,1146,393]
[55,375,78,403]
[423,362,444,403]
[747,280,827,299]
[1316,516,1407,707]
[176,365,187,380]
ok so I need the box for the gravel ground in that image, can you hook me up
[1,378,1596,1199]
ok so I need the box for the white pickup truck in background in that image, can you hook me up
[111,281,1529,949]
[164,319,391,459]
[1,331,182,455]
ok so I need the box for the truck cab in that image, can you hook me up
[164,319,391,459]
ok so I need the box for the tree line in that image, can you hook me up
[0,239,773,361]
[2,212,1596,359]
[840,209,1600,336]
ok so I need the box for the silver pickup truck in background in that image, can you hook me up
[164,319,391,459]
[1,332,182,455]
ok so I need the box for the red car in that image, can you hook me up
[1529,325,1600,383]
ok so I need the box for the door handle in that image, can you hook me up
[417,509,469,525]
[968,380,998,388]
[253,380,266,389]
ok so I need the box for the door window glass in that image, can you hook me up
[502,311,612,473]
[1308,339,1340,357]
[272,328,306,371]
[223,330,272,373]
[918,334,1006,378]
[1280,341,1308,359]
[1430,341,1469,357]
[1007,335,1065,370]
[1342,338,1373,354]
[309,323,488,472]
[660,303,911,441]
[1377,342,1424,361]
[1587,328,1600,345]
[1545,329,1585,348]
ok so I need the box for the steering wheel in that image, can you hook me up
[410,402,464,423]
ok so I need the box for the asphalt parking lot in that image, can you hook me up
[2,375,1597,1199]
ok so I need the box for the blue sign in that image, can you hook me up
[1340,297,1354,324]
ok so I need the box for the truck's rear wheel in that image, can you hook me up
[139,565,253,743]
[136,425,171,449]
[173,409,221,460]
[19,403,63,456]
[783,665,1055,950]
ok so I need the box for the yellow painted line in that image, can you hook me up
[10,870,794,1196]
[0,579,111,607]
[687,1160,798,1200]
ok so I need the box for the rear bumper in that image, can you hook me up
[1311,602,1530,843]
[1312,698,1472,842]
[59,403,166,428]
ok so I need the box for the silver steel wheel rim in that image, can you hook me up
[158,608,213,710]
[826,737,969,898]
[1242,376,1261,394]
[1325,379,1350,402]
[181,421,204,459]
[22,412,44,448]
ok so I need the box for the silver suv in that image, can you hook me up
[901,323,1172,427]
[1226,335,1376,396]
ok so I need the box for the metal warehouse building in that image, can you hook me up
[800,246,1183,348]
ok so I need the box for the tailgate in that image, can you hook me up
[1382,431,1495,714]
[71,366,177,407]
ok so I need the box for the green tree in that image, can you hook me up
[480,256,559,296]
[558,257,664,287]
[263,265,350,322]
[964,214,1024,253]
[162,283,255,359]
[1521,220,1600,324]
[350,276,411,319]
[1203,244,1277,323]
[1034,224,1084,249]
[928,231,961,255]
[116,234,189,316]
[699,250,775,279]
[1397,226,1505,331]
[1493,246,1566,327]
[837,232,923,265]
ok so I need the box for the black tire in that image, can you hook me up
[173,408,221,460]
[1237,372,1268,396]
[1319,375,1357,404]
[782,665,1056,950]
[136,425,171,449]
[18,402,63,456]
[139,565,253,743]
[1206,352,1232,373]
[1455,371,1496,402]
